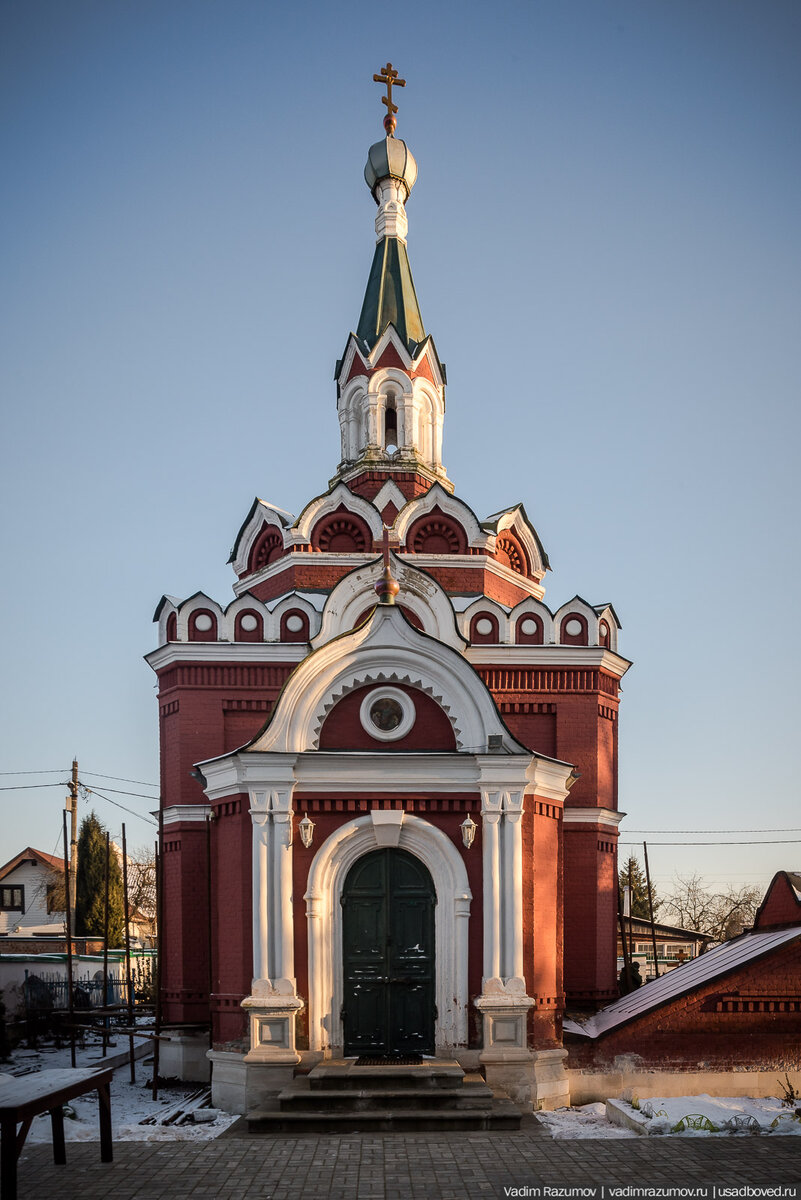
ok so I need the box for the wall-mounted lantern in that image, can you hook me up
[298,812,315,849]
[460,813,477,850]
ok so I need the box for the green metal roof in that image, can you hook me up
[356,236,425,352]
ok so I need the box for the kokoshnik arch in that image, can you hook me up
[146,67,631,1113]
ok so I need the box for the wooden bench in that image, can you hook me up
[0,1066,113,1200]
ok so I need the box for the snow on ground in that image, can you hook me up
[536,1102,637,1139]
[6,1041,801,1141]
[611,1093,801,1137]
[5,1039,237,1142]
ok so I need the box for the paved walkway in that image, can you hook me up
[15,1126,801,1200]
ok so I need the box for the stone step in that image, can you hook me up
[305,1058,465,1092]
[278,1077,494,1113]
[244,1102,522,1134]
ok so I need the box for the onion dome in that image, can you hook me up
[364,137,418,203]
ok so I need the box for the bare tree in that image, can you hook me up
[661,872,761,943]
[125,845,157,925]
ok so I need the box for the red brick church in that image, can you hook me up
[147,73,630,1114]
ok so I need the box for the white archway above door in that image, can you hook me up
[304,812,472,1054]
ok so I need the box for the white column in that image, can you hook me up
[433,406,444,471]
[504,791,525,981]
[481,789,502,982]
[251,806,270,984]
[366,391,380,449]
[249,783,296,990]
[395,400,406,451]
[271,791,295,984]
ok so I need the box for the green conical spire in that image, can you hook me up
[357,129,425,353]
[356,236,425,352]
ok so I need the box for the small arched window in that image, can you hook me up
[515,614,543,645]
[384,396,398,453]
[188,609,217,642]
[280,610,310,642]
[248,525,284,574]
[470,612,500,644]
[560,614,588,646]
[235,611,263,642]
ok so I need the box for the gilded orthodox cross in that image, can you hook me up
[373,62,405,135]
[381,523,400,566]
[375,524,400,604]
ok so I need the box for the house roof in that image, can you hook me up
[621,916,711,942]
[0,847,65,882]
[565,924,801,1040]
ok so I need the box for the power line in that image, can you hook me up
[624,828,801,834]
[81,770,159,788]
[80,785,158,828]
[81,784,160,801]
[0,782,68,791]
[620,839,801,847]
[0,769,67,776]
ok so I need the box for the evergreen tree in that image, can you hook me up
[619,855,660,920]
[75,812,125,947]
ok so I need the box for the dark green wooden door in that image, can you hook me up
[342,848,435,1056]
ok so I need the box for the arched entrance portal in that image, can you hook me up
[341,848,435,1056]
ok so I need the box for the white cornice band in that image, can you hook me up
[563,807,625,828]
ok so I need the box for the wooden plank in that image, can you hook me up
[0,1068,110,1112]
[0,1067,115,1200]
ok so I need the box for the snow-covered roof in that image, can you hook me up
[564,924,801,1040]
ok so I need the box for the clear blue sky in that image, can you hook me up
[1,1,799,897]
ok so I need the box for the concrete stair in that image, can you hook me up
[245,1058,522,1133]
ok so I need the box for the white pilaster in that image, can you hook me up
[248,781,296,992]
[503,789,525,981]
[481,791,502,981]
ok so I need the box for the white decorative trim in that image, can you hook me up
[311,554,465,651]
[155,596,180,647]
[290,483,384,547]
[145,643,308,672]
[465,645,632,678]
[229,500,296,578]
[304,813,472,1053]
[458,596,512,644]
[370,808,405,846]
[250,605,523,755]
[232,554,374,597]
[294,753,481,793]
[162,804,210,825]
[563,807,625,828]
[371,479,409,517]
[554,597,598,643]
[594,605,620,653]
[393,485,488,549]
[508,598,556,643]
[270,593,320,630]
[399,554,547,601]
[151,591,323,652]
[175,594,224,642]
[200,755,574,812]
[359,686,416,741]
[337,329,445,392]
[374,177,408,242]
[489,506,547,578]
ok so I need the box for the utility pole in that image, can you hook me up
[66,759,79,932]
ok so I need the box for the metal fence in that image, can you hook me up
[23,957,155,1015]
